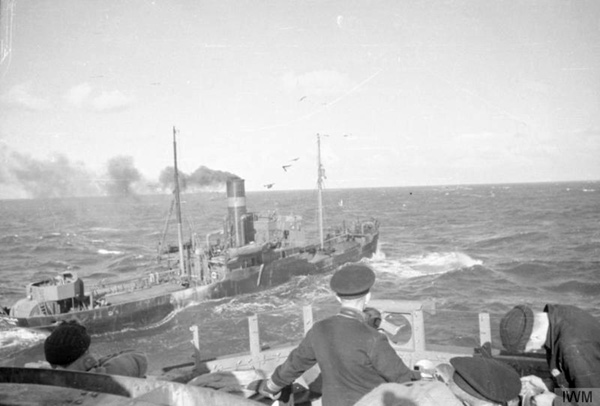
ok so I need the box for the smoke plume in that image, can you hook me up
[159,165,238,191]
[104,156,141,196]
[0,146,237,199]
[0,147,100,199]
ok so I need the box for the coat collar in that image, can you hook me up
[338,306,365,322]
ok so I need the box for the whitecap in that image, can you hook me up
[369,251,482,278]
[98,249,123,255]
[0,328,47,349]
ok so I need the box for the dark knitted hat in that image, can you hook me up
[499,305,534,352]
[44,320,91,366]
[451,357,521,404]
[330,263,375,299]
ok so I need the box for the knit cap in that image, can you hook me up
[44,320,91,366]
[499,305,534,352]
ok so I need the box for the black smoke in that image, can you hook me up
[159,165,238,191]
[0,146,236,199]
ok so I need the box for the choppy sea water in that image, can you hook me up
[1,181,599,374]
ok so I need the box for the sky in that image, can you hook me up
[0,0,599,199]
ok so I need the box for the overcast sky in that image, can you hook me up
[1,0,599,198]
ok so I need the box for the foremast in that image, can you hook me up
[317,133,325,249]
[172,127,186,277]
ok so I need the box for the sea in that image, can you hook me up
[1,181,599,376]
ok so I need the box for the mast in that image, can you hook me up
[317,133,325,249]
[173,127,186,276]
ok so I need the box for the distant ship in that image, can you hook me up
[1,132,379,334]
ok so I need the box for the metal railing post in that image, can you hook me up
[189,325,201,369]
[412,310,426,352]
[249,314,261,368]
[478,312,491,346]
[303,305,313,335]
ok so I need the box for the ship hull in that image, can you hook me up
[4,232,379,335]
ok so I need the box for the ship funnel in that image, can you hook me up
[226,178,249,247]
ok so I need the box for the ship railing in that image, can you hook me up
[183,299,488,375]
[182,302,538,374]
[87,268,182,298]
[168,300,551,403]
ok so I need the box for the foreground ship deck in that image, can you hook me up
[1,299,551,405]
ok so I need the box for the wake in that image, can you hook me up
[367,250,482,278]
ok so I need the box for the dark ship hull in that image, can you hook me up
[4,228,378,335]
[2,133,379,335]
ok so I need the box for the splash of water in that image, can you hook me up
[98,249,123,255]
[369,251,482,278]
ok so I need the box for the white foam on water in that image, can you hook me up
[0,328,47,349]
[98,249,123,255]
[368,250,482,278]
[212,299,284,317]
[370,248,387,262]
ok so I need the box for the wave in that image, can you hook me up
[37,260,77,269]
[546,280,600,296]
[371,251,482,279]
[0,327,47,354]
[501,262,552,277]
[206,275,333,318]
[475,231,547,249]
[370,248,387,262]
[89,227,122,233]
[40,232,62,239]
[98,249,124,255]
[0,235,20,244]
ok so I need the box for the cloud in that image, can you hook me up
[282,70,351,97]
[0,83,50,111]
[91,90,134,112]
[64,84,133,112]
[65,83,93,107]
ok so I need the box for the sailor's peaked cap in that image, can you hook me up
[330,263,375,299]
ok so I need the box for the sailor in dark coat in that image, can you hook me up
[257,263,420,406]
[44,320,147,378]
[501,304,600,390]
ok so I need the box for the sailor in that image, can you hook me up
[355,356,521,406]
[500,304,600,400]
[44,320,148,378]
[255,263,421,406]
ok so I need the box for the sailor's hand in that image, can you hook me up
[414,360,436,380]
[363,307,382,329]
[530,392,557,406]
[418,368,436,380]
[256,378,283,400]
[521,375,549,397]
